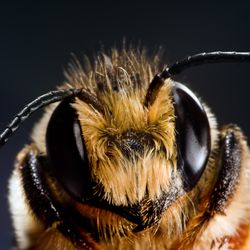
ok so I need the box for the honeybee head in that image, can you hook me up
[2,49,250,232]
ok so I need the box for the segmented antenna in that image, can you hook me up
[0,89,82,148]
[145,51,250,106]
[2,51,250,148]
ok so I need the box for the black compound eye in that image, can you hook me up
[172,82,211,191]
[46,98,90,201]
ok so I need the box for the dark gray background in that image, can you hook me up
[1,1,250,248]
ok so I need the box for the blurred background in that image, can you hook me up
[1,1,250,248]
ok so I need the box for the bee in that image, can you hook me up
[1,48,250,249]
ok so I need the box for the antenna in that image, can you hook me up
[0,89,82,148]
[144,51,250,106]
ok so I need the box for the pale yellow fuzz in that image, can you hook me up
[68,49,176,206]
[71,80,176,205]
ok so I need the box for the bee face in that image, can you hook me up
[6,49,250,249]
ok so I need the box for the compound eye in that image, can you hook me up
[46,99,90,201]
[172,82,211,191]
